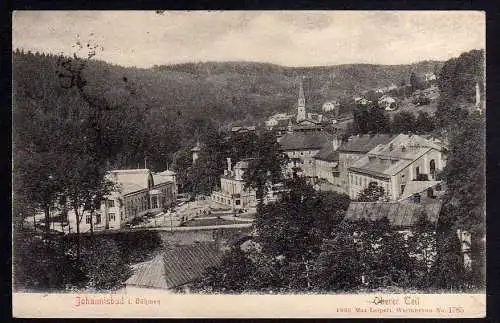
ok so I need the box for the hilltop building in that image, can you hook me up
[347,134,446,201]
[231,126,257,134]
[378,95,397,111]
[322,101,340,115]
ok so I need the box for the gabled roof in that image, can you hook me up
[125,254,170,289]
[313,143,339,162]
[398,180,442,201]
[279,132,334,151]
[337,134,394,153]
[162,243,222,288]
[345,201,442,228]
[153,170,176,185]
[348,134,444,177]
[108,169,152,195]
[125,243,223,290]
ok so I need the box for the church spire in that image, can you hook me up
[296,76,306,122]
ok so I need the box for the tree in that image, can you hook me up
[438,113,485,286]
[409,71,426,93]
[192,246,256,293]
[414,111,435,133]
[243,130,288,208]
[390,111,416,134]
[357,182,386,202]
[313,229,363,291]
[351,105,390,134]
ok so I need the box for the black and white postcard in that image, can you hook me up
[12,11,486,318]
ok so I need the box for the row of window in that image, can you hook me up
[349,173,390,195]
[85,213,117,225]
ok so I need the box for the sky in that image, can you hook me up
[13,11,485,68]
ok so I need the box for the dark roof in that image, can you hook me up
[279,132,334,151]
[345,201,442,228]
[314,143,339,162]
[337,134,394,153]
[125,243,222,289]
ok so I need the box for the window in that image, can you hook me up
[300,152,304,156]
[86,214,91,224]
[95,214,101,225]
[400,184,406,195]
[430,159,436,177]
[235,200,241,205]
[107,199,115,208]
[109,213,116,221]
[416,166,420,177]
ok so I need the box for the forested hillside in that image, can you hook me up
[13,50,441,171]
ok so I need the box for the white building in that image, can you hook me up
[47,168,177,234]
[211,158,257,210]
[348,134,446,201]
[337,134,395,195]
[322,101,340,114]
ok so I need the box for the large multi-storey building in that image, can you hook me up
[211,158,257,210]
[347,134,446,201]
[54,168,177,233]
[278,131,335,178]
[337,134,395,194]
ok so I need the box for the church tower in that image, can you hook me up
[296,77,306,122]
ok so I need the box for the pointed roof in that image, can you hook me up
[125,243,223,290]
[298,77,305,103]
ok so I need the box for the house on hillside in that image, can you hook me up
[337,134,395,195]
[348,134,446,201]
[378,95,397,111]
[231,126,256,134]
[354,97,372,106]
[124,243,223,293]
[322,101,340,115]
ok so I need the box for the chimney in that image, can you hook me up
[227,157,232,172]
[332,136,341,150]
